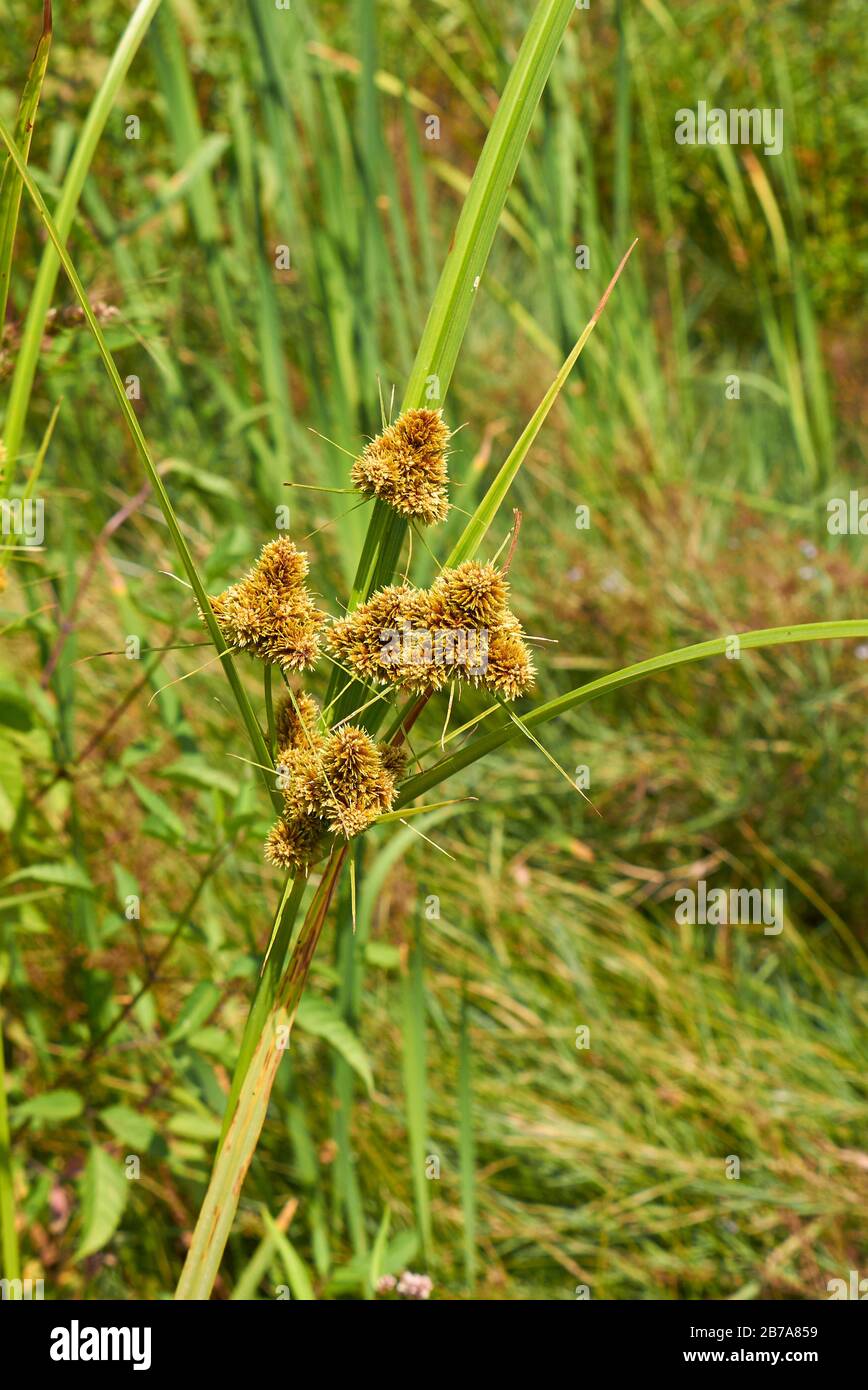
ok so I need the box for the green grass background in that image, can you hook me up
[0,0,866,1299]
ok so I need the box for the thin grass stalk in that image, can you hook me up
[0,0,51,332]
[325,0,577,724]
[0,1002,19,1288]
[458,992,477,1291]
[176,847,347,1299]
[2,0,163,484]
[401,907,432,1258]
[0,114,280,814]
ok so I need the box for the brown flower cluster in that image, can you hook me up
[207,537,326,670]
[328,561,535,701]
[350,408,450,525]
[265,694,405,871]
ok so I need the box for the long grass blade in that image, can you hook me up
[398,621,868,803]
[446,239,637,568]
[0,0,52,330]
[0,114,280,812]
[2,0,164,484]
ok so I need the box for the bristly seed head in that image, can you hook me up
[351,408,451,525]
[207,537,327,671]
[265,722,404,870]
[275,691,323,758]
[428,561,508,629]
[265,813,328,872]
[329,583,433,688]
[326,563,535,701]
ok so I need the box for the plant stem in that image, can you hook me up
[264,665,276,760]
[0,1003,20,1288]
[176,848,346,1299]
[0,113,282,816]
[2,0,163,485]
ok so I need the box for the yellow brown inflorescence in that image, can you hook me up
[207,537,327,671]
[266,721,404,872]
[327,561,534,701]
[350,408,450,524]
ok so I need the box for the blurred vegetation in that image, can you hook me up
[0,0,865,1299]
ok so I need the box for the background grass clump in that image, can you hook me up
[0,0,865,1299]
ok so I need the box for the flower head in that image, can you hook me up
[326,563,534,700]
[482,627,535,699]
[351,409,450,524]
[265,813,327,872]
[208,537,327,671]
[396,1270,434,1300]
[317,724,400,838]
[329,583,432,688]
[428,560,508,629]
[275,691,323,755]
[265,723,404,869]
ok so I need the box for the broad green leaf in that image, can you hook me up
[364,941,401,971]
[0,736,23,831]
[162,757,239,796]
[129,776,186,842]
[99,1105,156,1151]
[295,997,373,1096]
[166,982,222,1044]
[14,1090,83,1124]
[167,1113,222,1142]
[0,861,93,891]
[75,1147,128,1260]
[0,683,34,731]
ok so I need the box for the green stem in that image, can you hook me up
[0,1003,20,1288]
[177,850,346,1299]
[397,620,868,805]
[264,665,276,761]
[0,112,281,816]
[217,873,306,1148]
[2,0,164,485]
[327,0,577,702]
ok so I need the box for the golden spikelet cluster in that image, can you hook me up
[329,583,432,690]
[275,689,322,755]
[266,696,406,871]
[207,537,326,671]
[328,560,535,701]
[350,408,451,524]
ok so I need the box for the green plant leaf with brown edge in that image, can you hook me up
[0,0,51,330]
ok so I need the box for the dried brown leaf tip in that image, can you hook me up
[265,723,406,871]
[206,537,327,671]
[350,408,450,524]
[327,560,535,700]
